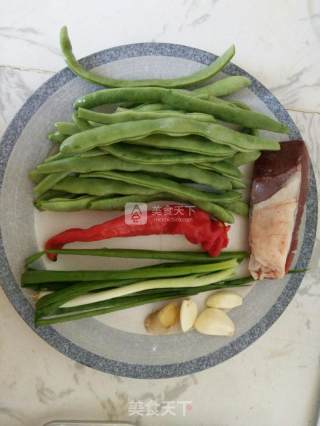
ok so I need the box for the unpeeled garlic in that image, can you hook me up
[180,299,198,332]
[158,302,179,328]
[195,308,235,336]
[206,291,243,309]
[145,302,179,334]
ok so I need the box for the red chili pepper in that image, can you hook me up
[45,206,229,260]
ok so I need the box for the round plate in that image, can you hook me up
[0,43,317,378]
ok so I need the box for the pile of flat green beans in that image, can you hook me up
[30,28,287,224]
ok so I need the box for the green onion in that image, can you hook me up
[35,260,238,315]
[61,268,236,308]
[22,258,239,285]
[25,248,247,266]
[35,275,252,325]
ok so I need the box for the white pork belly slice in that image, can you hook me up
[248,140,309,280]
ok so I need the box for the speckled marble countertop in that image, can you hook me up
[0,1,320,425]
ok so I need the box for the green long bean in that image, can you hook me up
[85,164,232,191]
[192,165,246,189]
[91,193,176,211]
[102,143,225,165]
[74,88,287,132]
[36,190,70,202]
[230,180,247,190]
[193,76,251,97]
[72,111,91,131]
[53,175,240,201]
[125,134,234,157]
[37,186,241,214]
[230,150,261,166]
[61,26,235,88]
[132,103,170,112]
[53,176,158,196]
[33,172,69,198]
[219,200,249,216]
[48,131,67,143]
[77,107,216,125]
[43,148,105,164]
[54,122,79,136]
[91,194,240,214]
[29,169,44,184]
[61,117,280,155]
[35,156,234,191]
[35,195,96,211]
[132,96,250,113]
[110,144,189,157]
[194,160,242,178]
[83,171,235,222]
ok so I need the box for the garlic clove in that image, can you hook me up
[206,291,243,310]
[158,302,179,328]
[195,308,235,336]
[145,302,179,334]
[180,299,198,332]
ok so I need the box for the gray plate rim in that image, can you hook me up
[0,42,317,379]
